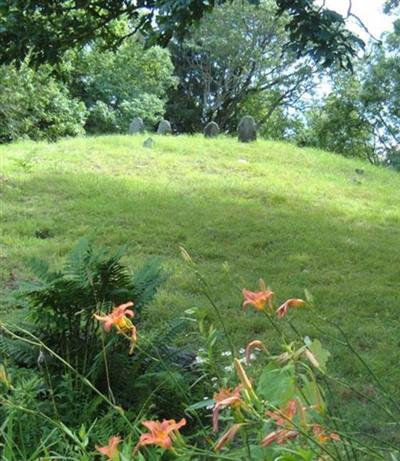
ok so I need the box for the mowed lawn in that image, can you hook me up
[1,134,400,443]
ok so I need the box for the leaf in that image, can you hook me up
[186,399,214,411]
[308,339,331,373]
[302,378,326,414]
[256,362,296,406]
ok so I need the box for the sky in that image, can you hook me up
[317,0,394,40]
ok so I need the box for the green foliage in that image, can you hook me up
[2,247,400,458]
[0,0,364,70]
[0,64,87,142]
[302,76,377,163]
[257,362,296,405]
[301,23,400,168]
[360,30,400,166]
[1,135,400,453]
[276,0,364,70]
[67,39,176,133]
[13,238,166,372]
[166,0,316,132]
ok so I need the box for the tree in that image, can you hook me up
[300,21,400,169]
[165,0,318,132]
[0,64,87,142]
[359,28,400,167]
[0,0,364,69]
[65,39,176,133]
[302,76,378,163]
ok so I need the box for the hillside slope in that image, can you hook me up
[1,135,399,441]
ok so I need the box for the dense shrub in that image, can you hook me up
[0,64,87,142]
[68,40,177,133]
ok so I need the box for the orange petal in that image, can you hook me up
[215,424,243,450]
[245,340,268,365]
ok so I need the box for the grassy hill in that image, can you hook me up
[1,134,399,444]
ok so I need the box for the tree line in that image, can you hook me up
[0,0,398,169]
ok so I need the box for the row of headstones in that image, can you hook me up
[129,118,172,136]
[129,115,257,143]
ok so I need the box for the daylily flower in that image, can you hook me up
[94,301,137,352]
[212,386,242,432]
[242,279,274,312]
[262,400,299,446]
[94,301,134,331]
[135,418,186,452]
[276,298,305,318]
[266,399,297,425]
[311,424,340,443]
[261,429,298,446]
[96,435,121,461]
[245,340,268,365]
[215,423,243,451]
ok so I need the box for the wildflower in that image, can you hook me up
[94,301,137,352]
[94,301,134,331]
[276,299,305,318]
[311,424,340,443]
[245,340,268,365]
[96,436,121,461]
[266,400,297,425]
[261,429,298,446]
[221,351,232,357]
[215,423,243,451]
[242,279,274,312]
[262,400,299,447]
[135,418,186,452]
[212,386,242,432]
[224,365,233,372]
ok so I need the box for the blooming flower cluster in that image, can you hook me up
[94,279,339,459]
[242,279,305,317]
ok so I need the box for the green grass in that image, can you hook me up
[1,134,399,445]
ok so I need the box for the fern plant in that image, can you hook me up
[11,238,166,376]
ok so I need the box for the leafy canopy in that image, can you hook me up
[0,0,364,69]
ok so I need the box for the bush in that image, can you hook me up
[0,64,87,143]
[69,40,177,134]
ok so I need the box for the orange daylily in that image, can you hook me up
[276,298,305,318]
[212,385,242,432]
[242,279,274,312]
[311,424,340,443]
[266,399,297,425]
[94,301,137,352]
[262,400,299,447]
[215,423,243,451]
[94,301,134,331]
[245,339,268,365]
[261,429,298,446]
[95,435,121,461]
[135,418,186,452]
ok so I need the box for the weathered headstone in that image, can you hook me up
[204,121,220,138]
[238,115,257,143]
[128,117,144,134]
[143,137,154,149]
[157,119,172,135]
